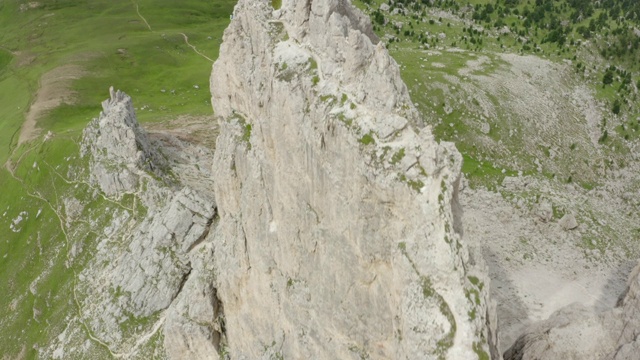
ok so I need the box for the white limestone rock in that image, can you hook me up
[76,186,217,349]
[536,200,553,223]
[480,122,491,135]
[72,90,220,356]
[210,0,497,359]
[164,243,223,360]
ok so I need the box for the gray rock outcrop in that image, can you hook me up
[210,0,497,359]
[164,241,223,360]
[72,89,220,357]
[504,261,640,360]
[536,200,553,223]
[80,87,162,197]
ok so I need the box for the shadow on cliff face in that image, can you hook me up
[482,247,531,354]
[600,259,637,310]
[451,175,464,237]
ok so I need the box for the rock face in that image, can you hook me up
[70,89,221,358]
[80,87,162,197]
[210,0,496,359]
[30,1,640,359]
[504,261,640,360]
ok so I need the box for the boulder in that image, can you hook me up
[558,213,578,230]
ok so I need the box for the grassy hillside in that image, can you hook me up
[354,0,640,187]
[0,0,234,357]
[353,1,640,349]
[352,0,640,271]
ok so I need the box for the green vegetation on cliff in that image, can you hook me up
[354,0,640,188]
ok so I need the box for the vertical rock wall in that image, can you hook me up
[210,0,497,359]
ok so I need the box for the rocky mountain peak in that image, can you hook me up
[68,89,221,358]
[10,1,640,359]
[80,86,161,197]
[209,0,498,358]
[215,0,417,125]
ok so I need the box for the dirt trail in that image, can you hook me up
[131,0,213,63]
[0,45,18,56]
[180,33,214,63]
[18,64,86,145]
[132,0,152,31]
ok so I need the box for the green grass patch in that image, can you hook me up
[0,135,92,357]
[358,132,375,145]
[242,123,252,147]
[473,342,490,360]
[461,154,515,188]
[0,75,33,164]
[320,94,336,103]
[467,275,484,291]
[308,58,318,70]
[0,49,11,72]
[390,148,405,165]
[400,173,424,192]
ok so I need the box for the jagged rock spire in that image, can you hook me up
[81,88,157,197]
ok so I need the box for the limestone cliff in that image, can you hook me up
[48,1,502,358]
[209,0,496,359]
